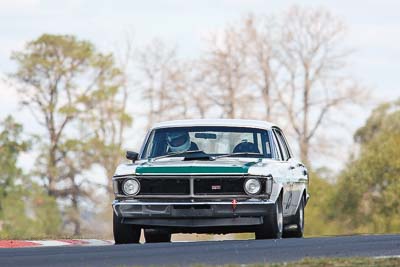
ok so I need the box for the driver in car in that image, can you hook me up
[167,131,199,153]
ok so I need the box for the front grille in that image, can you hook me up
[138,178,190,195]
[194,178,245,195]
[115,175,262,197]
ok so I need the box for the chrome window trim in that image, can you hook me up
[139,129,153,160]
[273,127,292,160]
[270,129,283,161]
[139,125,274,160]
[279,129,293,158]
[268,130,280,161]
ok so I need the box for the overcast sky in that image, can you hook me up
[0,0,399,170]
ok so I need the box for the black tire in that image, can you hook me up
[283,196,305,238]
[144,229,171,243]
[255,196,283,239]
[113,212,141,244]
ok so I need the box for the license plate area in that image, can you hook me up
[172,204,213,217]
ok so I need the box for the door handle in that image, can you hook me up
[288,166,295,170]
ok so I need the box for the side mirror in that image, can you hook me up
[126,151,139,163]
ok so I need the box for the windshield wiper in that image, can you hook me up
[150,150,204,162]
[214,152,264,159]
[150,151,263,162]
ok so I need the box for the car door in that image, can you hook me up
[274,128,306,215]
[270,128,294,217]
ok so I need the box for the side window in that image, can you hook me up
[274,129,291,160]
[273,129,290,161]
[279,130,293,158]
[270,130,282,160]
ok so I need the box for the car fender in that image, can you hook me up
[269,179,284,203]
[114,163,138,177]
[292,185,308,214]
[248,161,286,203]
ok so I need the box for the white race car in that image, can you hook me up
[112,119,309,243]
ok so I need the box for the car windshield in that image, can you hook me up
[141,126,272,159]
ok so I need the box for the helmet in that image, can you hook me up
[167,131,190,153]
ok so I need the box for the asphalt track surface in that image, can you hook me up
[1,234,400,267]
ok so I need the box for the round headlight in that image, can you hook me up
[122,178,140,195]
[244,178,261,195]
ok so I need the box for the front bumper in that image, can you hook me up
[112,199,275,228]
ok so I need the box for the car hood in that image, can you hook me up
[114,158,274,176]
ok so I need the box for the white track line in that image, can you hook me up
[374,255,400,259]
[33,240,72,247]
[83,239,114,246]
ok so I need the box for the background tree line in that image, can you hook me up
[0,6,398,238]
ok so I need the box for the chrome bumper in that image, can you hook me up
[113,199,275,228]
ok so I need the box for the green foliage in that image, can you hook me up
[304,170,341,236]
[11,34,93,83]
[332,100,400,234]
[190,257,400,267]
[354,99,400,144]
[303,99,400,236]
[0,116,61,239]
[0,116,29,198]
[11,33,131,235]
[0,184,62,239]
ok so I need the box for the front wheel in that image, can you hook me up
[255,196,283,239]
[283,196,304,238]
[144,229,171,243]
[113,212,141,244]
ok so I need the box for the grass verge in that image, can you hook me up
[189,257,400,267]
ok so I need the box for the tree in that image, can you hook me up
[303,169,341,236]
[12,34,94,197]
[0,116,28,199]
[0,116,61,238]
[138,39,192,127]
[200,25,255,119]
[354,99,400,144]
[243,14,281,121]
[195,7,365,163]
[79,73,132,195]
[12,34,127,235]
[333,100,400,233]
[277,6,365,165]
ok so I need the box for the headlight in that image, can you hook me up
[122,178,140,195]
[244,178,261,195]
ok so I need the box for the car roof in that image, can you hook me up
[151,119,277,131]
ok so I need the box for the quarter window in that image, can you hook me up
[271,130,283,160]
[273,129,290,161]
[279,130,293,158]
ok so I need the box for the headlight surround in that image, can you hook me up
[122,178,140,196]
[113,180,119,194]
[265,176,273,196]
[244,178,261,195]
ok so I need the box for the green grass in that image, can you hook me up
[173,257,400,267]
[266,257,400,267]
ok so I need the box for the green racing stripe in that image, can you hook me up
[135,162,256,174]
